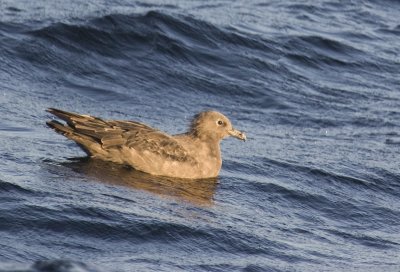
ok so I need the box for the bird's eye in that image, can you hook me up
[217,120,223,126]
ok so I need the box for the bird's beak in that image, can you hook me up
[228,128,247,141]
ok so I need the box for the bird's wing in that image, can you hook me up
[108,120,194,162]
[47,108,193,162]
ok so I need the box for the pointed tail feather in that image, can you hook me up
[46,110,103,156]
[46,120,74,135]
[47,108,89,127]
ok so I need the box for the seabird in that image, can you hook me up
[46,108,246,179]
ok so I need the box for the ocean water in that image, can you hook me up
[1,0,400,271]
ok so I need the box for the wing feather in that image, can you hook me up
[47,109,193,163]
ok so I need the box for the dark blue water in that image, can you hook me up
[1,1,400,271]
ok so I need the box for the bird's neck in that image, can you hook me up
[200,137,221,164]
[179,132,221,161]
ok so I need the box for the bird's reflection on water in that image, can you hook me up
[63,158,219,206]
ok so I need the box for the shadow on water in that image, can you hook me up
[61,158,219,206]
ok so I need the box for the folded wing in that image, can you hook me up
[46,108,193,163]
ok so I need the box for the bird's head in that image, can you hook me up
[190,111,246,142]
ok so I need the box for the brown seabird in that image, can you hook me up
[46,108,246,179]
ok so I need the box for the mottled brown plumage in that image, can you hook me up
[46,108,246,179]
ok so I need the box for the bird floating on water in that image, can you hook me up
[46,108,246,179]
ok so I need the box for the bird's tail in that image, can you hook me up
[46,108,104,156]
